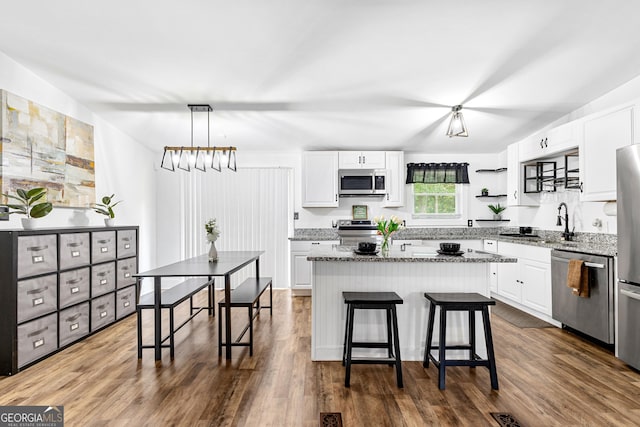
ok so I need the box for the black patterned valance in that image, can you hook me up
[405,162,470,184]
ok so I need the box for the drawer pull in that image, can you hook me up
[27,286,48,295]
[27,245,48,252]
[621,289,640,301]
[65,313,82,322]
[584,262,605,269]
[122,237,131,242]
[97,239,111,244]
[66,277,83,285]
[27,326,48,338]
[71,250,81,258]
[32,297,44,306]
[67,242,83,248]
[96,304,107,310]
[97,271,109,277]
[70,322,79,331]
[70,286,79,294]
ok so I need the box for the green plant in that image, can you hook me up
[481,187,489,195]
[92,194,122,219]
[2,187,53,218]
[488,203,506,214]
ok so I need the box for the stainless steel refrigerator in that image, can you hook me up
[617,144,640,369]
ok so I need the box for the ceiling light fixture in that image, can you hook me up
[446,105,468,138]
[160,104,237,172]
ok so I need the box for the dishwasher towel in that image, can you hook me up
[567,259,590,298]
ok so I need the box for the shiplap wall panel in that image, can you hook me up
[180,168,291,289]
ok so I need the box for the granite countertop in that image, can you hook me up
[307,245,517,263]
[291,227,617,257]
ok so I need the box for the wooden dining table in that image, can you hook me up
[135,251,264,360]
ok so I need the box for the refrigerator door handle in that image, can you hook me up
[621,289,640,301]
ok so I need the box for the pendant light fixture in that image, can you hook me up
[160,104,237,172]
[446,105,468,137]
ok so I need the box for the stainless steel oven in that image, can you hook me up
[551,249,614,344]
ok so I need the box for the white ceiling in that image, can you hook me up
[2,0,640,154]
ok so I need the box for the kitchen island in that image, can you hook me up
[308,245,516,361]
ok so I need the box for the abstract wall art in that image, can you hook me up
[0,90,95,207]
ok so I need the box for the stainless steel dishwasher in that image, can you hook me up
[551,249,615,344]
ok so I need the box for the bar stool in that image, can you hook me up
[423,292,498,390]
[342,291,404,388]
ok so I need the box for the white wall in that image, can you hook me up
[0,51,157,271]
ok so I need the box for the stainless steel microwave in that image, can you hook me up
[338,169,387,196]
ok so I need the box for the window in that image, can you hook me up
[413,183,461,217]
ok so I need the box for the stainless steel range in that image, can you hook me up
[336,219,380,246]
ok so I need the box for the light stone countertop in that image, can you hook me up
[307,245,517,263]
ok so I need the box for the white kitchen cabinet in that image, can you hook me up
[290,240,339,295]
[484,239,498,293]
[519,122,576,162]
[580,105,635,201]
[382,151,405,207]
[506,143,538,206]
[302,152,338,207]
[338,151,386,169]
[496,242,552,316]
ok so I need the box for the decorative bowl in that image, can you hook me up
[358,242,377,253]
[439,242,461,253]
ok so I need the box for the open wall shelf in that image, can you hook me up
[475,219,511,222]
[475,168,507,173]
[475,194,507,198]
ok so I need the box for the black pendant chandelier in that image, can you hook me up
[160,104,237,172]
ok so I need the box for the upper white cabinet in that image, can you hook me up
[338,151,386,169]
[506,143,538,206]
[382,151,405,207]
[580,105,635,201]
[302,151,339,207]
[519,122,576,162]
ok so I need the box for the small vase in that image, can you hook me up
[208,240,218,262]
[493,213,502,220]
[104,218,115,227]
[21,218,36,230]
[381,236,390,256]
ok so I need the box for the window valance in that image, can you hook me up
[405,162,470,184]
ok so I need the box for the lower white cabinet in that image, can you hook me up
[290,240,339,295]
[496,242,552,316]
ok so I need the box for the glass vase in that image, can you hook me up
[381,236,390,256]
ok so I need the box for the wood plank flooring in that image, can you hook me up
[1,289,640,426]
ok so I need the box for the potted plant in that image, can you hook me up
[488,203,506,220]
[205,218,220,262]
[481,188,489,196]
[1,187,53,229]
[92,194,122,226]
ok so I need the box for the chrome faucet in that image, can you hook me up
[557,202,575,241]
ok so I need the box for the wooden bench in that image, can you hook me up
[218,277,272,356]
[137,277,215,359]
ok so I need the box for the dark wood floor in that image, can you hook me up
[2,289,640,426]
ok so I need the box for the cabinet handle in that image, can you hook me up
[544,138,548,148]
[540,139,544,148]
[311,242,320,245]
[27,245,48,252]
[26,286,48,295]
[513,190,517,199]
[584,262,605,269]
[363,155,366,164]
[335,194,337,202]
[65,313,82,322]
[579,182,583,193]
[27,326,48,337]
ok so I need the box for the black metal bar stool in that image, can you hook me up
[423,292,498,390]
[342,291,404,388]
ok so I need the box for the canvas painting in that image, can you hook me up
[0,90,95,207]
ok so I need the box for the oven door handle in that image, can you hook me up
[584,262,605,269]
[621,289,640,301]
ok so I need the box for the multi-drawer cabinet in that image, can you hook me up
[0,226,139,375]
